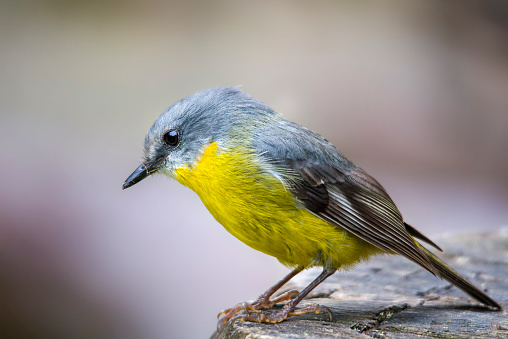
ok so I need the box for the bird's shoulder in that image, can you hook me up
[252,118,392,205]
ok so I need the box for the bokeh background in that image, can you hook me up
[1,1,507,338]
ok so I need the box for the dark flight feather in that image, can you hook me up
[419,245,502,310]
[284,159,438,275]
[404,222,443,252]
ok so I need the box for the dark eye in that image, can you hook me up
[163,130,179,146]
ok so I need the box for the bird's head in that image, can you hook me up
[123,87,275,189]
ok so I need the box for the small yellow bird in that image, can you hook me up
[123,87,501,325]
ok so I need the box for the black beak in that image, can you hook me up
[123,160,160,190]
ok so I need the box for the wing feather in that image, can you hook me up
[287,162,437,275]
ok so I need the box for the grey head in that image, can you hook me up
[122,87,279,189]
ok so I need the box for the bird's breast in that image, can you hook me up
[173,142,382,269]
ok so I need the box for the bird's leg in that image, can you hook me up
[232,267,336,324]
[248,266,304,309]
[217,266,304,325]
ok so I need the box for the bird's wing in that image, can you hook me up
[254,120,437,274]
[284,159,437,274]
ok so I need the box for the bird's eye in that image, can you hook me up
[163,130,179,146]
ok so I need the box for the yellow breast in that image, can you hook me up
[174,142,383,269]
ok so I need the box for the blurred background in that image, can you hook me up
[1,0,507,338]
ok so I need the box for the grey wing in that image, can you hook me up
[255,120,438,274]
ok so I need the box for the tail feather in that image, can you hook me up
[404,222,443,252]
[418,245,502,310]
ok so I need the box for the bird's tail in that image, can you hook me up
[418,244,502,310]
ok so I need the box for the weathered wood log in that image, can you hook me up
[213,230,508,338]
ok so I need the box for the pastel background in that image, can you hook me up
[1,1,507,338]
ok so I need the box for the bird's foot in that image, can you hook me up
[217,289,299,327]
[230,303,332,324]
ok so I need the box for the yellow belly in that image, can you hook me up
[174,143,383,269]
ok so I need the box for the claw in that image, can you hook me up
[229,303,332,324]
[288,304,333,322]
[217,289,301,327]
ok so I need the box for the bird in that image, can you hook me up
[123,87,501,326]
